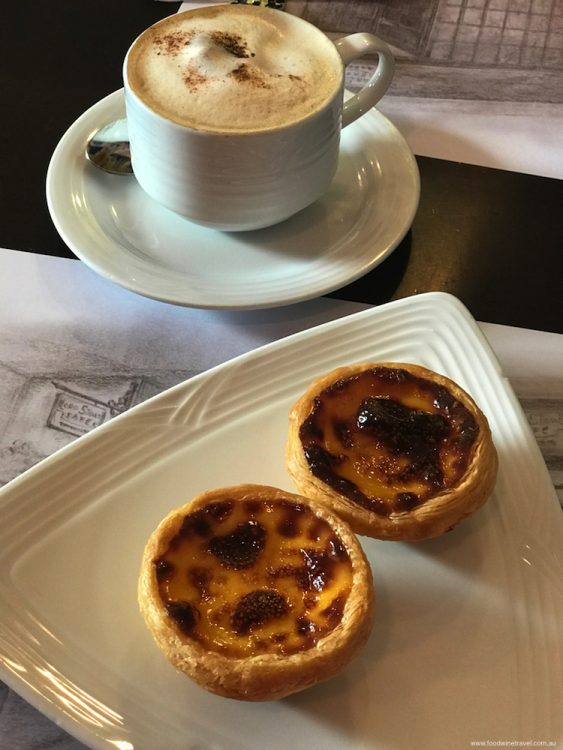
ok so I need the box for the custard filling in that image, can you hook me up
[299,366,479,516]
[155,497,353,656]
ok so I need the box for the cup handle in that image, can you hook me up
[334,33,395,128]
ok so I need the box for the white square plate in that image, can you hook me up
[1,292,562,749]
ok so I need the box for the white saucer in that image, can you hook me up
[47,90,420,310]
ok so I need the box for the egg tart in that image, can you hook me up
[287,362,498,541]
[138,484,374,701]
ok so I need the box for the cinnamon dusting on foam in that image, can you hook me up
[154,30,194,56]
[126,5,342,132]
[209,31,252,59]
[183,68,207,92]
[229,63,270,89]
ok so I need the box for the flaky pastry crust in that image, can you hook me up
[138,484,374,701]
[286,362,498,541]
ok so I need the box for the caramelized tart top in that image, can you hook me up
[154,496,353,657]
[298,366,479,517]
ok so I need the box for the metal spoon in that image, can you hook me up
[85,119,133,175]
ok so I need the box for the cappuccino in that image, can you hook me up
[126,5,343,133]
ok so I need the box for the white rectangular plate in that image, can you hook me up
[1,292,562,750]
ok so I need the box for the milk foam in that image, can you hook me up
[126,5,343,132]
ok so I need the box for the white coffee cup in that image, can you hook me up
[123,4,394,231]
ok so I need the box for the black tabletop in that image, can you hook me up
[1,0,562,333]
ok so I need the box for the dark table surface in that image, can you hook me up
[0,2,562,748]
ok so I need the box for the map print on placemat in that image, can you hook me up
[299,0,563,102]
[0,362,194,488]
